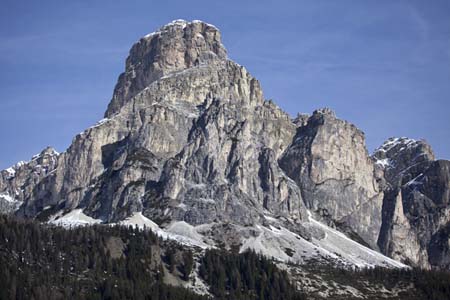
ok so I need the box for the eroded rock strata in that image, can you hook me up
[1,20,449,270]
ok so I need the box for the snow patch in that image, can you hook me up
[160,221,209,249]
[0,192,15,203]
[144,19,216,40]
[241,211,407,269]
[114,212,210,249]
[78,118,112,135]
[192,20,219,30]
[177,203,188,210]
[264,214,278,222]
[49,209,102,228]
[166,19,188,28]
[375,158,391,168]
[91,118,110,129]
[31,148,59,160]
[144,30,161,38]
[405,173,424,187]
[166,221,205,243]
[376,137,418,153]
[2,161,27,178]
[5,167,15,179]
[240,224,316,263]
[307,215,407,268]
[119,212,159,231]
[16,161,26,167]
[46,207,407,269]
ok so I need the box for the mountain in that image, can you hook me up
[1,19,449,278]
[374,137,450,268]
[279,108,384,250]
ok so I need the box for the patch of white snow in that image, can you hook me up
[5,167,16,179]
[0,192,15,203]
[405,173,424,187]
[307,215,407,268]
[119,212,159,231]
[161,221,209,249]
[241,211,407,269]
[376,158,391,168]
[49,209,102,228]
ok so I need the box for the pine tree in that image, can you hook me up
[183,250,194,281]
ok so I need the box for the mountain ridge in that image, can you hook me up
[1,19,449,272]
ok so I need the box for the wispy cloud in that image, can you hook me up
[0,33,54,51]
[407,4,430,42]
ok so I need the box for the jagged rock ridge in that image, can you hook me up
[279,108,384,249]
[374,137,450,268]
[0,19,449,270]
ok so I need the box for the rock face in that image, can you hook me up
[4,20,307,234]
[0,147,59,215]
[375,137,450,269]
[279,108,384,249]
[1,20,449,269]
[106,20,227,117]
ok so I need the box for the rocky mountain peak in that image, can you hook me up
[106,19,227,117]
[374,136,450,268]
[1,146,59,181]
[312,107,336,118]
[280,106,383,249]
[372,137,435,186]
[0,145,60,215]
[292,113,310,127]
[34,146,59,159]
[373,137,435,163]
[2,20,450,271]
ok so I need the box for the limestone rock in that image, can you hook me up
[106,19,227,117]
[279,108,384,249]
[1,19,449,270]
[0,147,59,215]
[375,137,450,268]
[2,20,306,233]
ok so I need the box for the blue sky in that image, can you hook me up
[1,0,449,169]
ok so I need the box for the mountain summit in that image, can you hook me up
[1,20,449,272]
[107,19,227,116]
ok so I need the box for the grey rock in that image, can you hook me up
[0,147,59,215]
[106,20,227,117]
[1,19,449,270]
[375,137,450,268]
[279,108,384,249]
[3,20,306,233]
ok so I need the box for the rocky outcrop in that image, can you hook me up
[0,147,59,215]
[375,138,450,268]
[279,108,384,249]
[106,19,227,117]
[1,19,449,270]
[0,20,307,235]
